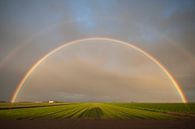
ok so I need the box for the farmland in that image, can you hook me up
[0,102,194,120]
[113,103,195,113]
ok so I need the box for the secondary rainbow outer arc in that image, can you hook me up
[10,37,188,103]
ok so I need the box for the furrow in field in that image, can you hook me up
[48,104,89,119]
[102,104,176,119]
[0,104,78,119]
[77,105,104,119]
[112,103,194,118]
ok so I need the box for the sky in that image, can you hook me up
[0,0,195,102]
[16,40,181,102]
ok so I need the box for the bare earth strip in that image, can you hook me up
[0,119,195,129]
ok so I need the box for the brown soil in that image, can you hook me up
[0,119,195,129]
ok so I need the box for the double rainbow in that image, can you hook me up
[11,37,187,103]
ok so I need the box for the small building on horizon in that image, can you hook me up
[49,100,54,103]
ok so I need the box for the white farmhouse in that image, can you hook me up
[49,100,54,103]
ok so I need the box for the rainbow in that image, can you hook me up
[10,37,188,103]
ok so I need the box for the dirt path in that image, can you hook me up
[1,119,195,129]
[0,103,68,110]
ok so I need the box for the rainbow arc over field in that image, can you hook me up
[11,37,187,103]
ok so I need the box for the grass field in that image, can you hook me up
[112,103,195,113]
[0,102,194,120]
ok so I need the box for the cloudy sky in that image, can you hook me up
[0,0,195,102]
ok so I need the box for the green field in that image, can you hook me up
[0,103,194,120]
[113,103,195,113]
